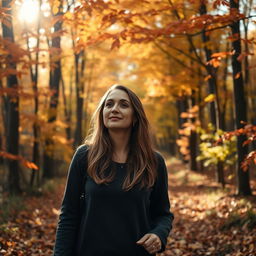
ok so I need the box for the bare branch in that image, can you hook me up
[157,39,206,68]
[154,41,204,76]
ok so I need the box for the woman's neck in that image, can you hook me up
[109,129,130,162]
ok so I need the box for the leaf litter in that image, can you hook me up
[0,158,255,256]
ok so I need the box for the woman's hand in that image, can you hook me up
[136,233,162,254]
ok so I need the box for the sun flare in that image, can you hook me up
[18,0,39,23]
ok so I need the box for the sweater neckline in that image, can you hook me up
[112,160,127,165]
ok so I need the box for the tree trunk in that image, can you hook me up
[0,77,7,157]
[188,90,198,171]
[43,6,62,179]
[2,0,21,194]
[219,42,230,132]
[176,96,189,163]
[166,127,177,156]
[61,74,72,141]
[0,125,3,165]
[197,68,206,172]
[217,161,225,188]
[199,0,225,185]
[83,58,95,136]
[189,130,197,171]
[199,1,223,130]
[230,0,251,195]
[242,3,256,151]
[74,51,86,148]
[176,96,188,129]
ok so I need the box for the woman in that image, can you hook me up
[53,84,174,256]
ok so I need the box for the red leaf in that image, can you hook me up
[212,0,230,8]
[111,38,120,50]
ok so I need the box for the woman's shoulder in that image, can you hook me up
[153,150,165,165]
[75,144,89,159]
[153,151,168,181]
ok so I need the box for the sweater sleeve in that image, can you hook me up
[148,153,174,253]
[53,145,87,256]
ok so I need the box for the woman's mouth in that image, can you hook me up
[109,117,121,121]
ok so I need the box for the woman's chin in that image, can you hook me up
[107,126,132,131]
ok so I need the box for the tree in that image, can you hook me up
[1,0,21,193]
[43,1,63,179]
[229,0,251,195]
[73,47,86,148]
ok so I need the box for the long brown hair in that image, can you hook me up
[84,84,157,191]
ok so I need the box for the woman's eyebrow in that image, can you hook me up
[106,98,130,103]
[120,99,130,103]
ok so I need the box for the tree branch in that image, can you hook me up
[167,0,205,69]
[185,14,256,37]
[154,41,204,76]
[157,39,206,68]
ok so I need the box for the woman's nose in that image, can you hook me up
[111,103,119,112]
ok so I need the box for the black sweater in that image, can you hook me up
[53,145,174,256]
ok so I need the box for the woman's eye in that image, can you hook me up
[120,102,129,107]
[105,102,113,107]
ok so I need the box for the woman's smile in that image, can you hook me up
[109,116,122,120]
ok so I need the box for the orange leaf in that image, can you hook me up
[180,112,189,118]
[0,151,39,170]
[235,72,241,79]
[211,51,233,58]
[204,75,212,81]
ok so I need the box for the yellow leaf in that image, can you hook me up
[52,6,59,15]
[35,217,42,225]
[64,11,72,20]
[52,208,60,215]
[204,94,215,102]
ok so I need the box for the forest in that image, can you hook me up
[0,0,256,255]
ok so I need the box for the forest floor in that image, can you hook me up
[162,157,256,256]
[0,158,256,256]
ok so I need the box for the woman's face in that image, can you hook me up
[103,89,134,131]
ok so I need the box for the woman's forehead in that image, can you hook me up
[106,89,130,101]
